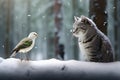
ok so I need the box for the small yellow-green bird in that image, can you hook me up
[10,32,38,60]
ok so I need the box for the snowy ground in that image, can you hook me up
[0,57,120,80]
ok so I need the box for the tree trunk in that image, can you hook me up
[54,0,64,60]
[5,0,12,58]
[89,0,107,35]
[115,0,120,60]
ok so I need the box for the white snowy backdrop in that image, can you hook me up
[0,0,120,80]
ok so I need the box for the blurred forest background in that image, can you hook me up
[0,0,120,61]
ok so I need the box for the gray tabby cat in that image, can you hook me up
[71,15,114,62]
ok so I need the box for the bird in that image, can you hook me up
[10,32,38,60]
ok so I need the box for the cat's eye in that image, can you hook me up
[78,22,84,26]
[80,25,86,30]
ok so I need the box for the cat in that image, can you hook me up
[71,15,114,62]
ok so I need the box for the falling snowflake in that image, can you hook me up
[35,46,38,49]
[103,22,107,26]
[27,14,31,17]
[2,45,4,48]
[113,7,116,9]
[44,37,47,40]
[42,16,46,18]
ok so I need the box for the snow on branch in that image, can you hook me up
[0,57,120,80]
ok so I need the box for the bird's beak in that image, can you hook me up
[35,34,38,37]
[36,34,38,37]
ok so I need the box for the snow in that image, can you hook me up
[95,3,99,7]
[42,15,46,19]
[79,0,82,2]
[103,22,107,26]
[2,45,4,48]
[43,37,47,40]
[90,15,96,20]
[27,14,31,17]
[0,57,120,80]
[113,7,116,9]
[104,11,107,14]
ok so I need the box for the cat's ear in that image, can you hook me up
[74,16,80,22]
[81,15,90,24]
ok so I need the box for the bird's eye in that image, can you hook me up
[34,33,36,35]
[34,33,37,36]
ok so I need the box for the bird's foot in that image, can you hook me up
[24,58,30,61]
[20,59,23,62]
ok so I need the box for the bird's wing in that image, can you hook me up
[13,38,33,52]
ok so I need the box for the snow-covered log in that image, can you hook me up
[0,58,120,80]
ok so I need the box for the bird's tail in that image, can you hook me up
[10,51,16,58]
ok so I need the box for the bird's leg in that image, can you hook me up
[27,53,30,61]
[25,53,29,61]
[20,53,23,61]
